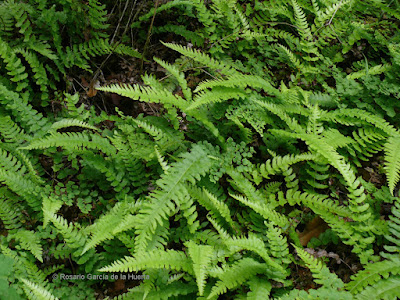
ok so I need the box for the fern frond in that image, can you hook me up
[188,87,247,110]
[230,193,289,229]
[49,119,98,132]
[255,100,305,133]
[46,212,86,250]
[384,135,400,195]
[154,57,192,101]
[99,249,193,273]
[0,83,50,134]
[20,132,116,156]
[354,275,400,300]
[294,245,344,289]
[97,83,188,110]
[11,230,43,262]
[0,192,23,231]
[258,152,316,179]
[20,278,59,300]
[291,0,312,41]
[82,201,139,254]
[186,240,213,296]
[194,74,278,96]
[162,42,239,76]
[134,143,216,253]
[225,233,285,275]
[208,258,273,299]
[346,258,400,294]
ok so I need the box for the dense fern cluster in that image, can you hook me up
[1,0,400,299]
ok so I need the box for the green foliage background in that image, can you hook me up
[0,0,400,299]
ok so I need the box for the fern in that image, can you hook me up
[186,240,213,296]
[99,249,193,273]
[133,143,217,253]
[384,135,400,195]
[20,278,59,300]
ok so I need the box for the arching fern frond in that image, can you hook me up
[49,119,98,132]
[20,132,116,157]
[96,83,188,110]
[162,42,239,76]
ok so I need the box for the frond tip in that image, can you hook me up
[384,135,400,195]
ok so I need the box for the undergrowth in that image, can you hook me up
[0,0,400,299]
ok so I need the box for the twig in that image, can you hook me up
[141,0,160,73]
[110,0,130,44]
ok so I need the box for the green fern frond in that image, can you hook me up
[20,278,59,300]
[346,63,391,80]
[49,119,98,132]
[162,42,239,76]
[384,135,400,195]
[99,249,193,273]
[255,100,305,133]
[224,233,285,275]
[346,258,400,294]
[0,37,29,91]
[97,83,188,110]
[291,0,312,41]
[230,193,289,229]
[355,275,400,300]
[0,192,23,231]
[194,74,278,96]
[324,108,397,136]
[294,245,344,289]
[154,57,192,100]
[0,83,50,134]
[188,87,247,110]
[11,230,43,262]
[186,240,213,296]
[0,115,30,144]
[208,258,273,299]
[258,152,316,179]
[46,212,86,250]
[82,201,139,254]
[20,132,116,156]
[134,143,216,253]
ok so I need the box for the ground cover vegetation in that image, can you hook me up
[0,0,399,299]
